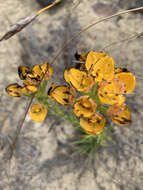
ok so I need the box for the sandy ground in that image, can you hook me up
[0,0,143,190]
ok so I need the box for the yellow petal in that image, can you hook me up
[21,85,38,94]
[108,105,131,126]
[98,91,125,105]
[64,68,94,92]
[64,69,71,85]
[41,62,49,73]
[93,56,115,82]
[74,96,97,118]
[98,79,126,105]
[18,66,30,80]
[81,75,95,92]
[115,72,136,94]
[49,85,76,105]
[107,103,126,117]
[28,65,43,81]
[80,116,106,135]
[69,68,87,90]
[64,68,86,90]
[30,104,47,122]
[99,78,126,95]
[50,86,71,105]
[41,62,53,80]
[5,83,22,97]
[85,51,106,71]
[24,78,39,86]
[86,52,115,83]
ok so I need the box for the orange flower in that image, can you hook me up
[80,114,106,135]
[5,83,22,97]
[28,65,44,81]
[74,96,97,118]
[97,71,136,105]
[107,104,131,126]
[48,84,76,105]
[85,51,114,83]
[19,62,53,83]
[30,104,47,122]
[6,62,53,98]
[114,72,136,94]
[98,79,125,105]
[64,68,94,92]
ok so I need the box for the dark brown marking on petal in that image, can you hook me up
[63,98,69,104]
[79,103,90,109]
[47,86,53,95]
[113,119,126,125]
[63,91,70,95]
[96,72,99,77]
[99,93,104,97]
[121,117,131,123]
[96,119,100,124]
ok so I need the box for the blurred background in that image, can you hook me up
[0,0,143,190]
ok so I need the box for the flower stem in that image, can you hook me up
[37,0,61,15]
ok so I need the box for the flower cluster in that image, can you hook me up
[5,51,136,135]
[5,62,53,122]
[6,62,53,97]
[48,51,136,134]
